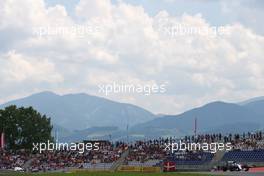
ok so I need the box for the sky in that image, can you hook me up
[0,0,264,115]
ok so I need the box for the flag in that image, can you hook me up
[163,161,176,172]
[194,117,197,136]
[0,132,4,149]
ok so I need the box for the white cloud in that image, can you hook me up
[0,0,264,114]
[75,0,112,19]
[0,51,63,83]
[220,0,264,35]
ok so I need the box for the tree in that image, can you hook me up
[0,105,53,150]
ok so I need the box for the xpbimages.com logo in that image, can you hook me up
[164,141,232,154]
[98,82,167,96]
[32,141,100,154]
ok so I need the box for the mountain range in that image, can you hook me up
[132,101,264,137]
[0,91,155,130]
[1,92,264,142]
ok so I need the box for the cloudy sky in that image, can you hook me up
[0,0,264,115]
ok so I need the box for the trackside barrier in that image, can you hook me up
[118,165,161,172]
[70,169,111,173]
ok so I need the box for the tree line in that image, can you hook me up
[0,105,53,150]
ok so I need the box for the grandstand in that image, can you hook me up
[222,149,264,163]
[1,131,264,173]
[120,131,264,172]
[165,152,214,165]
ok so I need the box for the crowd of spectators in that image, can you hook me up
[125,131,264,164]
[126,140,167,163]
[0,141,127,172]
[1,131,264,172]
[0,149,29,170]
[176,131,264,151]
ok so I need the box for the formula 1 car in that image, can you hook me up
[217,161,250,172]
